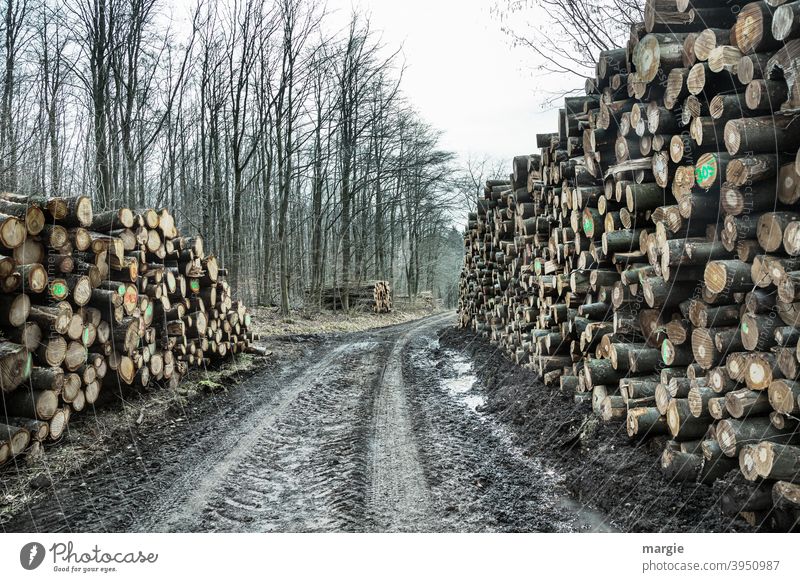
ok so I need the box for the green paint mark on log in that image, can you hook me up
[118,284,126,295]
[52,282,66,298]
[82,326,90,345]
[661,340,670,364]
[583,217,593,234]
[190,279,200,293]
[23,352,31,378]
[695,159,717,184]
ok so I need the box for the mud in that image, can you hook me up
[2,314,737,533]
[438,326,754,533]
[1,314,602,532]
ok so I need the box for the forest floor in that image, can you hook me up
[249,304,439,337]
[0,314,749,533]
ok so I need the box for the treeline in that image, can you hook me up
[0,0,463,311]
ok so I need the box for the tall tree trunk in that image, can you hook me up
[310,103,323,298]
[374,159,384,279]
[340,154,352,310]
[278,142,291,315]
[91,0,111,209]
[1,0,23,191]
[260,138,274,303]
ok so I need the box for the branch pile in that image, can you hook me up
[458,0,800,530]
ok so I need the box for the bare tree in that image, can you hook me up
[110,0,158,207]
[494,0,641,79]
[331,14,401,309]
[270,0,318,315]
[455,155,507,213]
[73,0,115,208]
[36,0,70,196]
[0,0,464,313]
[1,0,30,190]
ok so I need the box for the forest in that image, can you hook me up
[0,0,467,312]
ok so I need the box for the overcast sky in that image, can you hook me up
[324,0,575,164]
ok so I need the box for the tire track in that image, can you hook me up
[364,314,452,531]
[140,340,386,532]
[4,313,609,533]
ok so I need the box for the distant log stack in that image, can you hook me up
[395,291,437,310]
[0,195,257,469]
[318,281,393,313]
[458,0,800,531]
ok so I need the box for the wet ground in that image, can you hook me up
[1,314,741,533]
[438,326,752,533]
[1,314,614,533]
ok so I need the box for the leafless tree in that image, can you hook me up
[36,0,70,196]
[455,155,507,213]
[0,0,464,312]
[1,0,30,190]
[494,0,641,79]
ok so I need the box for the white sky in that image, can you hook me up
[323,0,576,164]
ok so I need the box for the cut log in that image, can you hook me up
[1,389,59,420]
[769,379,800,414]
[754,442,800,481]
[0,422,30,457]
[716,417,800,457]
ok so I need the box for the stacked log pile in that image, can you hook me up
[318,281,393,313]
[395,291,438,310]
[458,0,800,530]
[0,196,256,468]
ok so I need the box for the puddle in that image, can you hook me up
[439,350,484,413]
[443,375,477,394]
[435,347,618,532]
[342,340,378,352]
[558,498,618,532]
[452,360,472,376]
[462,395,486,412]
[411,337,441,369]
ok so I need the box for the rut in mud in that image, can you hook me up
[2,314,612,533]
[437,327,753,533]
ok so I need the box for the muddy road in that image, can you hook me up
[2,314,612,533]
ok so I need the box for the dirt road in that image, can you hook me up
[2,314,612,533]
